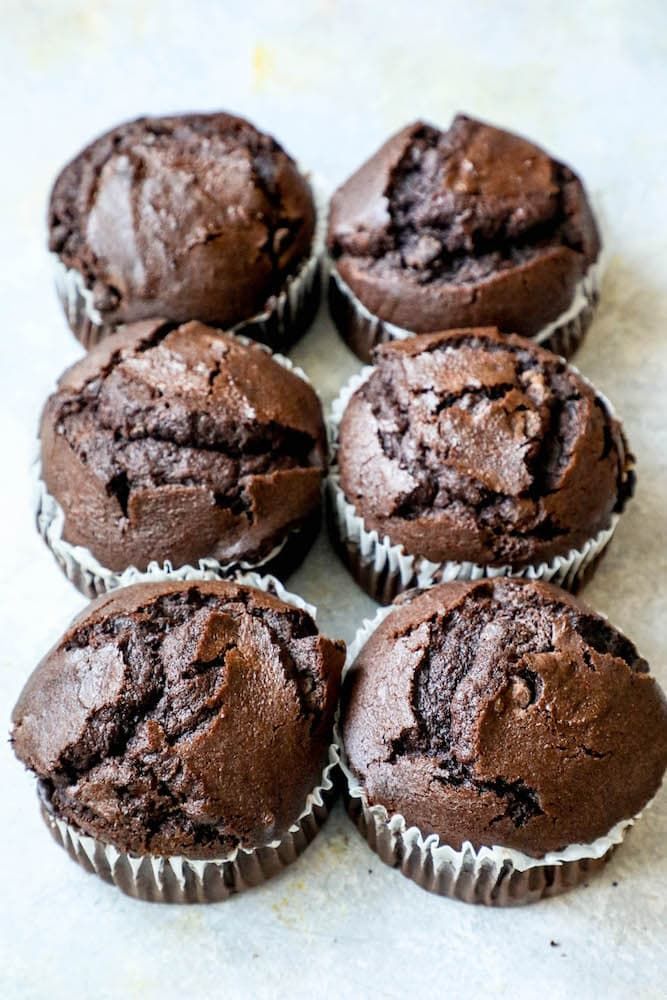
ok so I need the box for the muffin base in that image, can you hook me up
[328,260,600,363]
[336,608,641,906]
[327,475,617,602]
[342,780,613,906]
[38,744,338,903]
[54,174,327,352]
[35,473,322,598]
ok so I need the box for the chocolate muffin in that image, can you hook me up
[332,328,633,600]
[49,112,320,349]
[11,579,345,899]
[39,319,327,593]
[341,579,667,900]
[328,114,600,361]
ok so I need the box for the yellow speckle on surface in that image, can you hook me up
[271,894,302,929]
[27,5,106,69]
[252,43,275,91]
[326,832,350,858]
[171,909,205,936]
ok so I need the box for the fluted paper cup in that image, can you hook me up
[327,258,601,364]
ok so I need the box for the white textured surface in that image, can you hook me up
[1,2,666,998]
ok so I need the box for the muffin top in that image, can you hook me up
[41,319,326,572]
[337,328,632,567]
[49,113,315,329]
[328,115,599,335]
[342,578,667,855]
[12,579,345,857]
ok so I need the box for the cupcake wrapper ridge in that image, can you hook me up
[327,257,601,364]
[39,747,338,904]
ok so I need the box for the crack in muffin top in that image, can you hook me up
[41,319,326,571]
[341,578,667,854]
[11,580,345,857]
[329,114,599,286]
[49,113,315,327]
[337,328,632,567]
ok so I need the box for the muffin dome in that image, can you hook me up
[328,114,599,359]
[12,579,345,857]
[40,319,326,574]
[337,328,632,568]
[341,579,667,855]
[49,112,315,333]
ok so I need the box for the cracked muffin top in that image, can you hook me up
[341,578,667,855]
[40,319,326,573]
[337,327,632,568]
[11,579,345,857]
[49,113,315,330]
[328,114,600,336]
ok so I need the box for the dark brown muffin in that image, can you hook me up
[337,328,632,570]
[49,112,316,344]
[40,319,326,577]
[342,578,667,856]
[328,115,600,361]
[12,579,345,858]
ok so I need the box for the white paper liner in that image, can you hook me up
[335,606,649,905]
[533,264,600,344]
[37,569,341,902]
[327,256,601,362]
[53,172,328,350]
[35,336,324,598]
[327,362,631,602]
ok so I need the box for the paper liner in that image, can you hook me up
[327,258,600,363]
[53,173,328,351]
[35,338,324,598]
[35,569,340,903]
[335,606,645,906]
[326,364,631,603]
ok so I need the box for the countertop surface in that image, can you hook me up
[1,2,666,997]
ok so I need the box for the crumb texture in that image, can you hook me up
[328,115,600,333]
[341,579,667,855]
[41,320,326,571]
[49,113,315,327]
[338,327,631,567]
[12,580,345,857]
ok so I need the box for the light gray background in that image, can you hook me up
[1,2,666,997]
